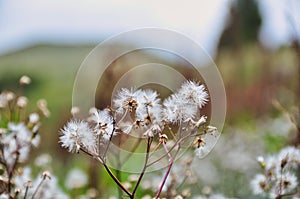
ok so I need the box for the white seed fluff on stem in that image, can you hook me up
[136,89,162,125]
[89,109,114,140]
[59,120,95,153]
[278,172,298,193]
[250,174,268,195]
[163,94,197,123]
[113,88,142,114]
[178,81,209,108]
[278,146,300,166]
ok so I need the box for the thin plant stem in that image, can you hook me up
[147,133,191,168]
[31,178,46,199]
[103,119,116,162]
[116,136,122,199]
[131,137,152,198]
[7,143,20,194]
[117,109,128,126]
[102,163,132,198]
[23,186,30,199]
[155,145,181,199]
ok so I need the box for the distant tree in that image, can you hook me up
[218,0,261,49]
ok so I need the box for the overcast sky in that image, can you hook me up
[0,0,299,56]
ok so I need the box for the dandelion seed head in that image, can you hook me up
[89,109,114,140]
[178,81,209,108]
[278,172,298,194]
[113,88,142,114]
[163,94,197,123]
[278,146,300,166]
[19,75,31,85]
[59,120,95,153]
[136,89,162,125]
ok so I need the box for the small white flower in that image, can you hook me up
[65,169,88,189]
[250,174,268,195]
[0,193,9,199]
[278,146,300,166]
[14,167,32,192]
[34,153,52,168]
[59,120,96,153]
[279,172,298,194]
[31,134,41,147]
[265,155,278,171]
[8,122,32,144]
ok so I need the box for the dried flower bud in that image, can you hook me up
[0,94,8,108]
[5,91,15,101]
[87,188,98,198]
[159,134,168,143]
[37,99,50,117]
[205,126,219,137]
[194,136,206,148]
[174,195,183,199]
[15,188,21,194]
[182,188,191,197]
[195,115,207,127]
[29,113,40,124]
[19,75,31,85]
[256,156,265,168]
[71,106,80,116]
[17,96,28,108]
[24,180,33,188]
[89,107,98,115]
[42,171,51,180]
[122,182,132,189]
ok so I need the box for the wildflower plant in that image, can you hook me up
[59,80,220,198]
[251,146,300,198]
[0,76,66,198]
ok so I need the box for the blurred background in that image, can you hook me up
[0,0,300,198]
